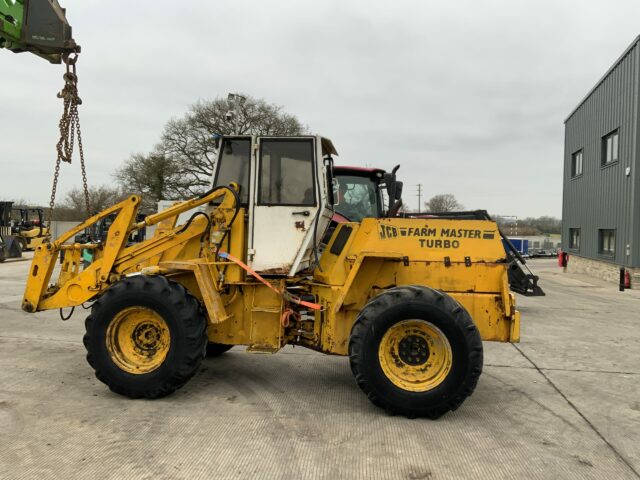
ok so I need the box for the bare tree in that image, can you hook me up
[114,153,181,212]
[126,95,307,199]
[425,194,463,213]
[48,206,83,222]
[63,185,125,218]
[494,215,561,235]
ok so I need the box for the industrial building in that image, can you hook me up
[562,35,640,287]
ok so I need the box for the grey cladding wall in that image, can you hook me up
[562,38,640,267]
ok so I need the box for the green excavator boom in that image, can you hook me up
[0,0,78,63]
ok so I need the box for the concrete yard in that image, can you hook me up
[0,256,639,479]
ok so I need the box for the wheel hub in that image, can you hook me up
[378,319,453,392]
[133,322,163,351]
[105,306,171,374]
[398,335,430,366]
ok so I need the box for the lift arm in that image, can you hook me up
[0,0,78,63]
[21,187,242,313]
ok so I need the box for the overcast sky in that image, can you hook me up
[2,0,640,218]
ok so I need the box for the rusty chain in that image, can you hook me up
[47,52,90,230]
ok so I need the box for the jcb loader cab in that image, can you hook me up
[23,135,520,418]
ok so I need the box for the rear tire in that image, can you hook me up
[205,343,233,357]
[83,275,207,399]
[349,285,483,419]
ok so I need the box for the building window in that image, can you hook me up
[601,130,619,166]
[571,150,583,177]
[598,229,615,255]
[569,228,580,250]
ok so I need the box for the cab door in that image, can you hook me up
[250,137,321,274]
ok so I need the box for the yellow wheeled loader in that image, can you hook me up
[22,136,520,418]
[0,203,50,255]
[12,207,50,250]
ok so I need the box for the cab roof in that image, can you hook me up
[218,134,338,156]
[333,165,386,177]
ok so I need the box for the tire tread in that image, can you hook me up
[83,275,207,399]
[349,285,483,419]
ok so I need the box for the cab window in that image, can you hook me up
[259,139,315,205]
[213,138,251,204]
[335,175,381,222]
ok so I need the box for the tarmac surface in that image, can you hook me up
[0,255,639,479]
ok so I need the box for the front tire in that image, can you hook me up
[83,275,207,399]
[349,285,483,419]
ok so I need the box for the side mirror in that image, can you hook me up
[394,181,403,201]
[324,156,338,206]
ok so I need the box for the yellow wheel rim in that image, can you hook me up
[105,306,171,374]
[378,319,452,392]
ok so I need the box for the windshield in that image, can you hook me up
[334,174,381,222]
